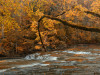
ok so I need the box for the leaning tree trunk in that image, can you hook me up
[38,14,100,51]
[37,21,47,52]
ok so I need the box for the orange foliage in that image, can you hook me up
[0,0,100,56]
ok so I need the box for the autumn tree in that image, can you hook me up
[0,0,100,56]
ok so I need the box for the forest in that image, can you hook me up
[0,0,100,57]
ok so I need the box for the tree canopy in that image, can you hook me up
[0,0,100,56]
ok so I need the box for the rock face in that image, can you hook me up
[0,44,100,75]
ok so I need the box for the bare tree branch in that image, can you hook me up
[72,7,100,18]
[42,15,100,33]
[55,11,66,17]
[84,11,100,18]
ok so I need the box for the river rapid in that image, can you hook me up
[0,44,100,75]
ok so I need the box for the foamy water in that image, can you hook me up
[0,69,8,73]
[63,50,100,55]
[24,53,58,61]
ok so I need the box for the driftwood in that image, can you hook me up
[38,11,100,51]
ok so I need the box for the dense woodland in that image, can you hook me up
[0,0,100,57]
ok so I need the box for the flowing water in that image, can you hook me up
[0,44,100,75]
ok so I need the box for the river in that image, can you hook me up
[0,44,100,75]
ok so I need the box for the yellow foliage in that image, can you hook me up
[35,45,41,49]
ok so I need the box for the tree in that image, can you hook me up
[38,10,100,51]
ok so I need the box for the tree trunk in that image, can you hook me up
[37,22,47,52]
